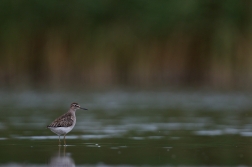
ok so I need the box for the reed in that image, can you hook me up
[0,1,251,89]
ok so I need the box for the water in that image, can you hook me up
[0,90,252,166]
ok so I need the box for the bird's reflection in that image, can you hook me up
[49,146,75,167]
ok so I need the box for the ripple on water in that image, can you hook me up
[1,90,252,140]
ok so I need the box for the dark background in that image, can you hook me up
[1,0,251,90]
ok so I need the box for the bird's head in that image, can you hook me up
[70,102,88,111]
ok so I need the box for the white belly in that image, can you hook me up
[48,126,74,135]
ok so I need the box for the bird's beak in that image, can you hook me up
[80,107,88,110]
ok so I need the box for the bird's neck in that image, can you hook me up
[68,108,76,113]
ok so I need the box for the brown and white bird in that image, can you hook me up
[47,102,88,145]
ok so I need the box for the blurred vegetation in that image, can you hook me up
[0,0,252,89]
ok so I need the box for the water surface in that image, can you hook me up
[0,90,252,166]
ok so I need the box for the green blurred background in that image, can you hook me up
[2,1,252,166]
[1,0,251,90]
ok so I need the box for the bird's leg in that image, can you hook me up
[64,135,66,146]
[58,135,61,146]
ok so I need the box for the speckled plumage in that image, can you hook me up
[47,102,88,146]
[47,112,75,128]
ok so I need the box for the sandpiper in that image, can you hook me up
[47,102,88,145]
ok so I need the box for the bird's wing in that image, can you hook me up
[47,112,74,127]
